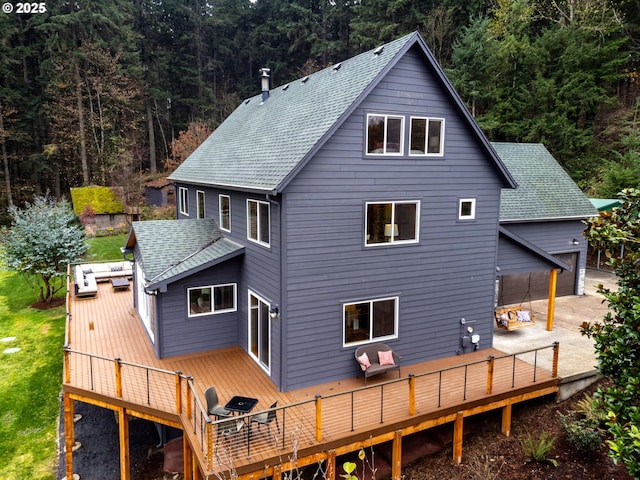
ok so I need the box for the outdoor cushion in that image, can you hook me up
[357,352,371,371]
[378,350,395,366]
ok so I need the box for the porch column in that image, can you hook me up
[546,269,558,331]
[117,407,130,480]
[63,393,75,480]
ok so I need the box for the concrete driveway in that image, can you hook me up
[492,268,617,400]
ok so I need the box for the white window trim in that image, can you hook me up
[179,187,189,216]
[458,198,476,220]
[187,283,237,317]
[219,194,231,232]
[247,199,271,247]
[196,190,205,219]
[248,289,271,375]
[409,116,445,157]
[364,200,420,247]
[342,296,399,347]
[366,113,405,156]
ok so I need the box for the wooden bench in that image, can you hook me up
[354,343,401,384]
[495,306,536,331]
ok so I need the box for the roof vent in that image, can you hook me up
[373,46,384,56]
[283,83,290,91]
[301,75,309,83]
[332,62,342,72]
[260,67,270,102]
[244,99,250,105]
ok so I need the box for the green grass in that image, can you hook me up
[0,235,127,479]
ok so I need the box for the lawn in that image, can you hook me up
[0,234,127,479]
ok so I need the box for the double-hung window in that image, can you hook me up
[179,187,189,216]
[366,114,404,155]
[365,201,419,246]
[343,297,398,345]
[409,117,445,156]
[188,284,237,317]
[219,194,230,232]
[247,199,270,247]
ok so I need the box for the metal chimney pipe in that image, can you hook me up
[260,68,270,102]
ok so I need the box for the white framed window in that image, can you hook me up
[366,114,404,155]
[196,190,205,219]
[409,117,445,156]
[365,201,420,246]
[247,199,270,247]
[458,198,476,220]
[188,284,237,317]
[343,296,399,346]
[219,194,230,232]
[179,187,189,216]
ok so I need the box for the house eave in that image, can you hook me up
[500,215,594,224]
[499,226,572,272]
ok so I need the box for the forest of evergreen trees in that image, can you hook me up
[1,0,639,219]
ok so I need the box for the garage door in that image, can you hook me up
[497,253,578,305]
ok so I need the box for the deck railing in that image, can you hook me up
[63,274,559,475]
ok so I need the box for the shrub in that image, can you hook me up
[558,412,603,451]
[519,430,558,466]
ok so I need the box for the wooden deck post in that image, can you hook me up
[552,342,560,378]
[315,394,323,441]
[408,374,416,415]
[486,356,495,395]
[175,371,182,414]
[117,407,130,480]
[453,411,464,464]
[546,269,558,331]
[501,403,512,436]
[64,347,71,384]
[193,454,202,480]
[186,376,193,420]
[326,449,336,480]
[182,435,192,480]
[392,430,403,480]
[205,419,214,470]
[63,392,75,480]
[115,358,123,398]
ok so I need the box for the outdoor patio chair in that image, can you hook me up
[251,400,280,435]
[217,417,246,456]
[205,386,230,419]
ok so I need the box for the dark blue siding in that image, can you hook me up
[280,49,505,390]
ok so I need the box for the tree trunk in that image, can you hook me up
[0,104,13,207]
[74,59,90,185]
[147,100,156,174]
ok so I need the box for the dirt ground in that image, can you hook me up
[130,379,630,480]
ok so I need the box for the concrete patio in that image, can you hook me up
[493,268,616,400]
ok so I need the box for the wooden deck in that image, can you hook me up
[63,280,560,480]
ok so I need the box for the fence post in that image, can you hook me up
[408,374,416,415]
[175,371,182,414]
[315,394,322,441]
[486,356,495,395]
[552,342,560,378]
[115,358,123,398]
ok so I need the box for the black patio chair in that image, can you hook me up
[205,386,230,419]
[251,400,280,435]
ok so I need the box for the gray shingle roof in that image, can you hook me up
[169,32,515,192]
[129,219,244,289]
[168,33,417,192]
[492,142,597,221]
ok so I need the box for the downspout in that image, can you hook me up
[266,192,285,391]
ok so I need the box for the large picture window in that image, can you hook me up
[365,201,419,246]
[366,114,404,155]
[188,284,236,316]
[247,199,270,247]
[219,194,230,231]
[344,297,398,345]
[409,117,444,156]
[179,187,189,216]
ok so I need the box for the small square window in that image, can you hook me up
[459,199,476,220]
